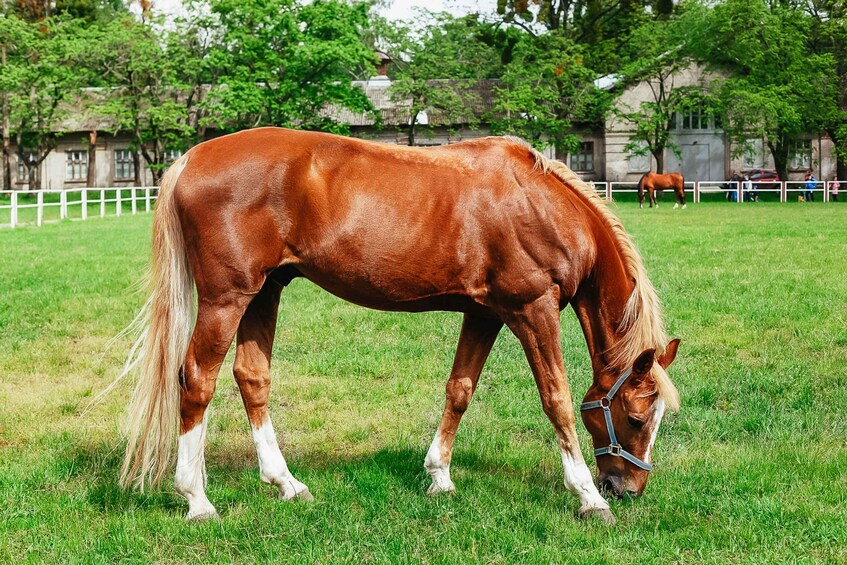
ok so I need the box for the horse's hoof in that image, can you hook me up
[186,508,219,522]
[281,487,314,502]
[426,481,456,496]
[295,488,314,502]
[579,506,616,525]
[673,203,679,209]
[682,204,687,209]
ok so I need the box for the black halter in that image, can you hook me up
[580,367,653,472]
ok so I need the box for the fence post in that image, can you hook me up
[37,190,43,226]
[823,181,829,203]
[81,189,88,220]
[131,187,137,214]
[10,191,17,228]
[694,181,700,204]
[116,188,121,216]
[100,189,106,218]
[737,181,742,204]
[605,182,611,200]
[145,187,151,213]
[60,190,67,219]
[781,182,786,203]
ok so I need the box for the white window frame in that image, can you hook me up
[570,141,594,172]
[114,149,135,180]
[66,150,88,181]
[788,139,811,171]
[627,142,651,173]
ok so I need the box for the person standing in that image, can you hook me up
[804,171,817,202]
[830,175,840,202]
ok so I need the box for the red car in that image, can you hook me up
[743,169,780,189]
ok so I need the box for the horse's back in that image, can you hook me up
[170,128,591,312]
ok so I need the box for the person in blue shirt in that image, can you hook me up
[804,171,817,202]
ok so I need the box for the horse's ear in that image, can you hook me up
[632,348,656,376]
[658,338,681,369]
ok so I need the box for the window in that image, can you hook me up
[66,150,88,181]
[627,143,651,172]
[17,153,36,182]
[115,149,135,180]
[164,149,182,164]
[570,141,594,172]
[681,106,708,130]
[788,140,811,170]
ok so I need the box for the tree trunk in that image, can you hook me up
[837,159,847,181]
[653,149,665,173]
[1,44,10,192]
[86,131,97,188]
[408,114,417,146]
[769,137,790,180]
[133,149,143,185]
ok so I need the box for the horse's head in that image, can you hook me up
[581,338,680,498]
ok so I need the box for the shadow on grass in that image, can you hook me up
[50,433,566,518]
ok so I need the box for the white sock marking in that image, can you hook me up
[252,416,309,500]
[560,448,609,511]
[424,431,455,493]
[175,412,217,519]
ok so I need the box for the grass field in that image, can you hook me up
[1,202,846,563]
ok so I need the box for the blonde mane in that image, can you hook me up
[504,137,679,411]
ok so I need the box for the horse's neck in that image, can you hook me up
[571,233,634,385]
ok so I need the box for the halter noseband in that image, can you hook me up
[580,367,653,472]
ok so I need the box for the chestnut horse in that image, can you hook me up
[118,128,680,524]
[638,171,686,209]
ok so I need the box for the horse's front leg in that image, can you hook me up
[425,314,502,494]
[504,290,614,524]
[233,280,312,502]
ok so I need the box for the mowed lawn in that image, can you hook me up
[1,202,846,563]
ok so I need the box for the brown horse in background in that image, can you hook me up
[638,172,686,209]
[116,128,680,525]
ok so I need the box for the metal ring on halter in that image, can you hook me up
[580,367,654,472]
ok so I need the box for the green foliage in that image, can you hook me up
[206,0,375,133]
[0,15,94,189]
[612,17,701,173]
[490,32,609,151]
[687,0,841,179]
[378,13,502,145]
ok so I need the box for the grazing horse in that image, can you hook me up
[638,171,686,209]
[118,128,680,524]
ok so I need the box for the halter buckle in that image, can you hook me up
[600,397,612,409]
[609,444,622,456]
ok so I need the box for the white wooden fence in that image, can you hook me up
[0,187,157,228]
[0,180,842,229]
[589,180,842,203]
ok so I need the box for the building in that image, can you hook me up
[6,62,837,190]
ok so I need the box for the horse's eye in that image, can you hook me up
[627,416,645,429]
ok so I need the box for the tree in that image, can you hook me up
[490,31,609,154]
[86,17,199,184]
[687,0,840,179]
[206,0,376,133]
[804,0,847,178]
[379,13,502,145]
[612,17,701,173]
[0,16,92,190]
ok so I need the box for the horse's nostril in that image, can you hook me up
[599,476,625,499]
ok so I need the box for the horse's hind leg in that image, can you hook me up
[233,280,312,501]
[176,295,252,520]
[425,314,502,494]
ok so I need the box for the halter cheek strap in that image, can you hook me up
[580,367,653,472]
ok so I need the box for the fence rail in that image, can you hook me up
[0,187,157,228]
[0,180,842,229]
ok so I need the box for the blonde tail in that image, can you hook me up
[119,153,195,491]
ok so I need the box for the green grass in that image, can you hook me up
[1,203,846,563]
